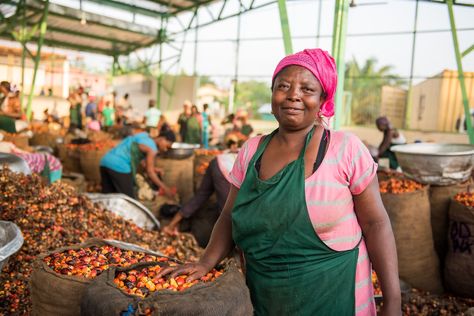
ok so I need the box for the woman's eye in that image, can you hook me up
[303,87,314,92]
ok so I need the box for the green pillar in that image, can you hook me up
[277,0,293,55]
[112,55,118,77]
[404,0,419,130]
[26,0,49,121]
[447,0,474,144]
[331,0,349,130]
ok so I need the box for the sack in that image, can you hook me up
[79,148,108,182]
[30,238,160,316]
[81,260,253,316]
[61,172,86,193]
[381,185,443,293]
[444,199,474,297]
[193,154,215,191]
[429,180,471,267]
[156,156,194,204]
[58,144,82,173]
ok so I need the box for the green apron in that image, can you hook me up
[232,127,360,316]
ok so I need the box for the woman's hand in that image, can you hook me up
[159,186,177,199]
[162,224,178,236]
[156,262,212,283]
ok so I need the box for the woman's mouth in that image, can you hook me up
[281,107,303,115]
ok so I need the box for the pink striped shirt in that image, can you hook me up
[229,130,377,316]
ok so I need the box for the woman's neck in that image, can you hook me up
[275,124,318,145]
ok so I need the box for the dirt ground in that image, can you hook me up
[249,120,470,146]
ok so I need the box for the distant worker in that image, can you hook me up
[162,135,241,246]
[184,105,202,144]
[102,101,115,131]
[85,95,97,120]
[177,101,192,142]
[144,99,161,130]
[0,82,28,133]
[237,110,253,137]
[157,115,176,142]
[100,125,174,198]
[375,116,406,170]
[201,104,211,149]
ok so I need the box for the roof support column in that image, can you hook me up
[230,8,242,114]
[404,0,419,130]
[156,18,165,110]
[277,0,293,55]
[447,0,474,144]
[26,0,49,121]
[331,0,349,130]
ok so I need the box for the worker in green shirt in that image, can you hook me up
[102,101,115,130]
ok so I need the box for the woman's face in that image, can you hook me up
[271,66,325,131]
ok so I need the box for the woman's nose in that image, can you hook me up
[286,87,302,102]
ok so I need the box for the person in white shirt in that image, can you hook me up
[144,99,161,129]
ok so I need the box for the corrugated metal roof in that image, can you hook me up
[0,0,218,56]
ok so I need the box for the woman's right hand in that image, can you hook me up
[156,261,212,282]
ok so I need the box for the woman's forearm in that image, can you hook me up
[198,187,238,268]
[363,219,401,305]
[199,211,234,268]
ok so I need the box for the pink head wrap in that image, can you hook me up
[272,48,337,117]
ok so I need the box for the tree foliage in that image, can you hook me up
[235,80,272,118]
[345,57,405,125]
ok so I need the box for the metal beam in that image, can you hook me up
[170,0,277,36]
[26,0,49,121]
[447,0,474,144]
[277,0,293,55]
[25,4,156,38]
[462,44,474,57]
[331,0,349,130]
[45,25,134,47]
[85,0,174,16]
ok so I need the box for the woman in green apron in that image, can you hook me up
[158,49,401,315]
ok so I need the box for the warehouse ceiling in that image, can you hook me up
[0,0,222,56]
[0,0,471,57]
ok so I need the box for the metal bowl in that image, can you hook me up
[0,221,24,271]
[163,142,200,159]
[0,153,31,175]
[33,146,54,154]
[391,143,474,185]
[85,193,161,230]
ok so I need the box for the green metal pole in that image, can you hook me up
[20,0,27,113]
[332,0,349,130]
[112,55,118,77]
[447,0,474,144]
[20,44,26,114]
[277,0,293,55]
[156,23,165,110]
[233,10,241,110]
[26,0,49,121]
[331,0,341,58]
[404,0,419,130]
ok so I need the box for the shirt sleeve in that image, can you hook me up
[135,134,158,152]
[347,133,378,195]
[228,136,261,189]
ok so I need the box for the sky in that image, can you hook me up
[4,0,474,89]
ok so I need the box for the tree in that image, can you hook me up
[235,80,272,119]
[345,57,405,125]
